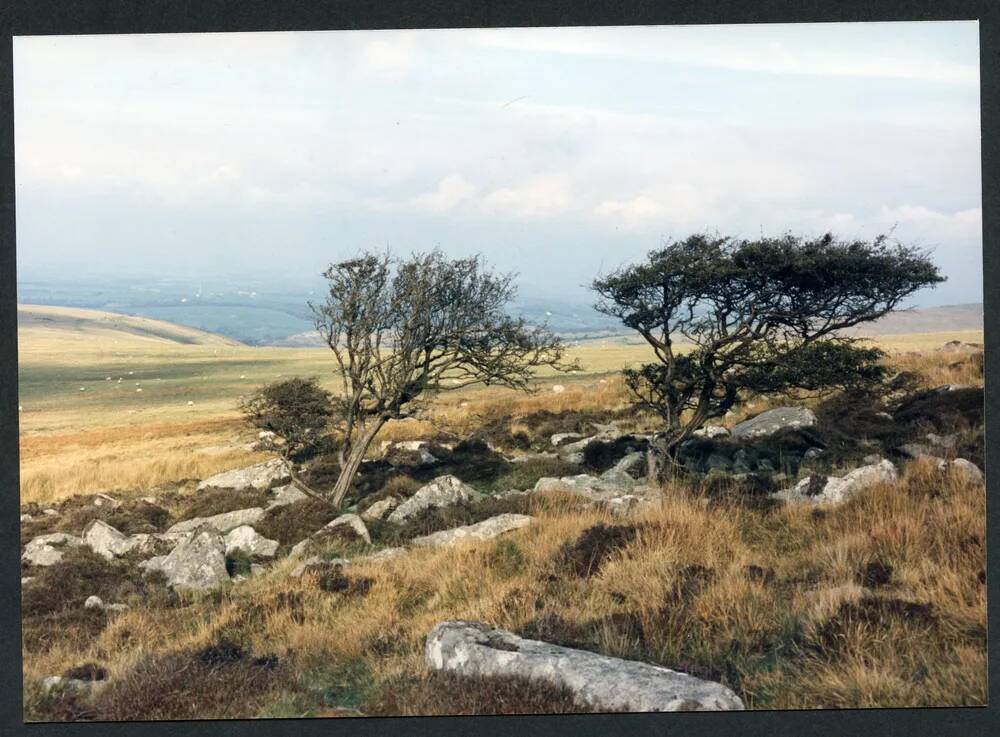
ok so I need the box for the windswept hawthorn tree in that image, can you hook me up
[313,250,569,508]
[592,233,944,479]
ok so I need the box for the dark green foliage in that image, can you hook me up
[488,539,526,576]
[553,523,639,578]
[593,233,944,464]
[489,456,582,492]
[893,387,983,432]
[62,663,109,681]
[21,495,172,540]
[366,494,532,547]
[177,487,269,522]
[582,435,647,471]
[240,376,334,458]
[225,549,253,577]
[361,671,598,716]
[254,498,341,547]
[22,547,178,652]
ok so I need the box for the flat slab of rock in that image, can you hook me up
[22,533,84,567]
[731,407,816,440]
[144,524,229,592]
[224,525,279,558]
[197,459,290,492]
[410,514,533,549]
[266,484,310,510]
[426,621,744,712]
[772,459,898,504]
[386,475,477,524]
[358,547,407,564]
[360,496,400,522]
[165,507,266,536]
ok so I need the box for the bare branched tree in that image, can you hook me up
[312,250,570,507]
[592,233,944,481]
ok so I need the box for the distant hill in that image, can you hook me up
[845,303,983,336]
[17,304,243,348]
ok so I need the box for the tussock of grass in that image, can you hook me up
[20,339,986,719]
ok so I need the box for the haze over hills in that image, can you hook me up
[15,268,986,348]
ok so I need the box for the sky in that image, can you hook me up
[13,21,983,306]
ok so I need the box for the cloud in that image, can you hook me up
[357,34,417,80]
[411,174,478,213]
[472,24,979,86]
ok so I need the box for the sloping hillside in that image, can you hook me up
[17,304,244,349]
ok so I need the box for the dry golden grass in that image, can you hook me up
[23,463,985,718]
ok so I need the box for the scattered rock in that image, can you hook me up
[693,425,730,438]
[290,556,350,578]
[425,621,744,712]
[82,520,130,560]
[551,432,585,447]
[321,513,371,545]
[772,459,898,505]
[92,493,120,508]
[386,475,478,524]
[290,514,371,558]
[803,447,823,460]
[22,532,84,567]
[951,458,984,483]
[84,595,104,610]
[534,474,659,515]
[107,603,130,614]
[382,440,440,467]
[197,459,290,492]
[359,547,406,564]
[224,525,279,558]
[551,385,566,394]
[146,524,229,592]
[165,507,266,536]
[41,675,109,697]
[265,484,310,510]
[43,509,58,517]
[410,514,534,549]
[940,340,981,354]
[360,496,399,521]
[926,432,958,449]
[731,407,817,440]
[599,452,646,486]
[20,514,32,522]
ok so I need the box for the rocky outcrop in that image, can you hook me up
[772,459,898,505]
[731,407,816,440]
[951,458,984,483]
[290,513,371,558]
[410,514,533,549]
[265,484,309,510]
[599,452,646,486]
[425,621,744,712]
[165,507,266,536]
[360,496,400,522]
[142,524,229,592]
[381,440,440,468]
[224,525,279,558]
[533,474,658,516]
[386,475,478,524]
[82,520,130,559]
[693,425,730,438]
[197,459,290,492]
[22,533,84,567]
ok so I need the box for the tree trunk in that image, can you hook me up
[329,417,388,508]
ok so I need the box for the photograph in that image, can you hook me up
[13,20,985,721]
